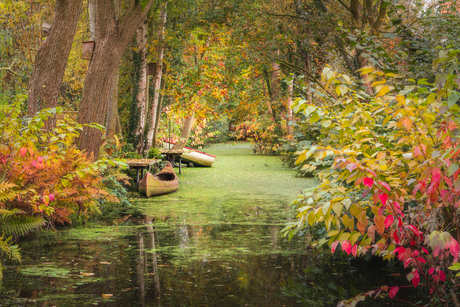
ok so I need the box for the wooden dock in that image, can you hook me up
[126,159,161,188]
[160,149,184,174]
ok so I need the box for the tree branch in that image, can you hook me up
[280,60,337,100]
[372,0,388,32]
[337,0,353,14]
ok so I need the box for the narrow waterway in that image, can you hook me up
[1,143,316,306]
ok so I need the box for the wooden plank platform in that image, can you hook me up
[126,159,161,189]
[126,159,161,167]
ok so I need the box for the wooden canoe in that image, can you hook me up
[181,148,216,167]
[164,142,216,167]
[138,162,179,197]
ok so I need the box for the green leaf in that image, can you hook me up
[447,93,460,108]
[447,163,459,176]
[310,112,320,124]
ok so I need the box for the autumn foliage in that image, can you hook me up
[286,49,460,305]
[0,98,122,226]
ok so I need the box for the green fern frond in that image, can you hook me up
[0,181,17,203]
[0,214,45,237]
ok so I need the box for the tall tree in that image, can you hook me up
[105,0,123,139]
[133,17,149,151]
[145,3,168,151]
[77,0,157,158]
[27,0,83,118]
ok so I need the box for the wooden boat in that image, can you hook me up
[138,162,179,197]
[164,142,216,167]
[182,147,216,167]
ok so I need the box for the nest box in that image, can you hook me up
[82,41,95,60]
[147,62,157,75]
[42,22,52,36]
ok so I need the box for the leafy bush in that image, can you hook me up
[285,49,460,305]
[0,98,126,225]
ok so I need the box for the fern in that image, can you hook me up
[0,235,21,281]
[0,181,17,203]
[0,209,45,237]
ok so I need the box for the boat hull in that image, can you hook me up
[138,162,179,197]
[181,150,215,167]
[163,142,216,167]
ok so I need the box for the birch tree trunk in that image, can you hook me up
[77,0,156,159]
[27,0,83,119]
[152,69,167,149]
[145,3,167,150]
[171,112,195,150]
[286,80,293,136]
[134,19,149,151]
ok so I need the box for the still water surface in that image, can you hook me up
[2,143,315,306]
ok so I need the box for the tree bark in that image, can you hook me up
[286,80,293,136]
[152,70,167,148]
[77,0,156,159]
[27,0,83,118]
[105,0,122,139]
[134,19,149,151]
[171,112,195,150]
[145,3,168,151]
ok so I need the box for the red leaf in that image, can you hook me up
[428,268,434,275]
[331,241,339,254]
[432,274,439,282]
[432,168,441,184]
[439,270,446,282]
[342,241,352,255]
[49,194,55,202]
[379,181,391,191]
[389,286,399,298]
[393,231,400,244]
[422,247,429,254]
[416,257,426,264]
[412,276,420,288]
[449,238,460,262]
[379,193,389,206]
[352,244,358,257]
[384,215,394,229]
[363,177,374,187]
[20,147,27,157]
[413,146,421,157]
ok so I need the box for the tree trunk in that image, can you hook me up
[134,19,149,151]
[77,0,156,159]
[27,0,83,118]
[286,80,293,136]
[152,71,167,149]
[145,3,167,151]
[89,0,95,40]
[105,0,122,139]
[105,71,119,138]
[171,112,195,150]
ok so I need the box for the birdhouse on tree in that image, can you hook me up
[147,62,157,75]
[82,41,95,60]
[42,22,52,36]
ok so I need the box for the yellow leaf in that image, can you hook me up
[307,211,316,226]
[332,202,343,216]
[376,85,391,97]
